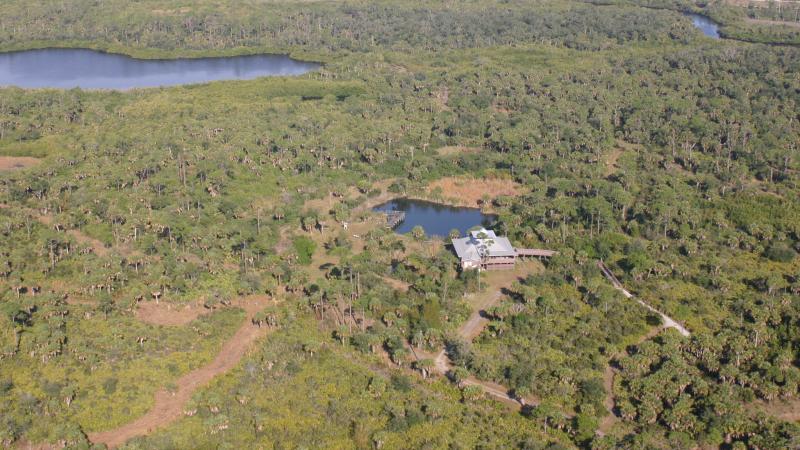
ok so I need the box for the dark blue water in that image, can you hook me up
[686,13,720,39]
[374,198,497,237]
[0,48,320,89]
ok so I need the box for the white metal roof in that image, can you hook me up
[452,228,516,260]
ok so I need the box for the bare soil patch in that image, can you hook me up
[426,176,523,208]
[0,156,40,171]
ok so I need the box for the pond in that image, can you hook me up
[0,48,320,90]
[685,13,720,39]
[373,198,497,238]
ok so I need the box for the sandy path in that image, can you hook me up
[88,295,273,448]
[459,290,502,341]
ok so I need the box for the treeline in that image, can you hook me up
[1,0,691,55]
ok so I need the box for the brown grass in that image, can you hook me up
[426,176,523,208]
[0,156,40,171]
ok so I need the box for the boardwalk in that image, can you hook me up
[384,211,406,229]
[597,261,690,337]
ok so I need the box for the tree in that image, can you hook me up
[414,359,435,379]
[410,225,425,241]
[292,236,316,265]
[448,228,461,241]
[461,385,483,402]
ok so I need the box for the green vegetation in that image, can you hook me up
[0,0,799,448]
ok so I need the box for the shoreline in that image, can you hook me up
[0,41,330,65]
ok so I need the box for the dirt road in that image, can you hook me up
[428,261,545,407]
[88,295,273,448]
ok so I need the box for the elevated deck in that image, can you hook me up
[384,211,406,229]
[515,248,558,258]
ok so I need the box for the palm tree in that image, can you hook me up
[475,230,494,289]
[415,359,435,379]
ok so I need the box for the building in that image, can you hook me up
[451,228,518,270]
[451,228,558,270]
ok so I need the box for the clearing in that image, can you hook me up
[747,398,800,422]
[35,212,110,257]
[88,295,274,448]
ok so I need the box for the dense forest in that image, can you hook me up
[0,0,798,449]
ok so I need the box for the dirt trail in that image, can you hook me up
[0,204,110,256]
[428,262,545,407]
[379,275,410,292]
[459,290,502,341]
[595,261,691,435]
[88,295,273,448]
[596,326,663,435]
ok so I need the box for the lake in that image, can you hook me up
[374,198,497,238]
[0,48,320,90]
[686,13,720,39]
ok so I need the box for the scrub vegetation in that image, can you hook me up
[0,0,798,449]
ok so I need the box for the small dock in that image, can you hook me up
[384,211,406,229]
